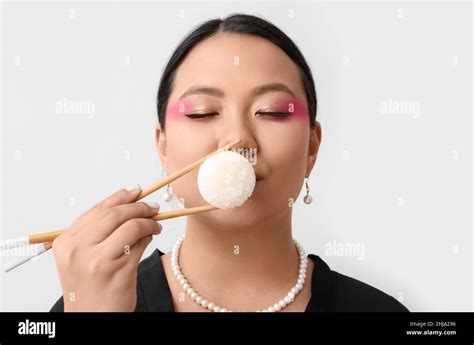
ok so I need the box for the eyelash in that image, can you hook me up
[184,112,218,119]
[184,112,291,119]
[256,111,291,118]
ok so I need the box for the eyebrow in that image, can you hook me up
[178,82,296,100]
[179,85,224,99]
[251,82,296,99]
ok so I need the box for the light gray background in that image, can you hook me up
[0,1,472,312]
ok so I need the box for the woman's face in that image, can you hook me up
[156,32,321,230]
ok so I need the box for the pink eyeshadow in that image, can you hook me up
[165,98,309,122]
[273,98,308,121]
[166,99,193,119]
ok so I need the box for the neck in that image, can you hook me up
[178,209,300,298]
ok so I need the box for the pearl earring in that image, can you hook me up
[303,177,313,204]
[161,169,173,203]
[163,183,173,203]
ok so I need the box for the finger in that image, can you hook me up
[67,185,143,237]
[79,201,160,244]
[119,234,154,267]
[99,218,162,259]
[92,185,143,211]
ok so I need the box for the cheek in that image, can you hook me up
[258,119,309,200]
[268,148,307,205]
[270,138,307,180]
[165,99,216,144]
[164,98,215,150]
[257,98,309,159]
[162,126,216,208]
[164,150,206,209]
[170,169,204,208]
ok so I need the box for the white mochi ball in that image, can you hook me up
[197,150,256,209]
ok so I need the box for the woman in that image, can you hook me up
[50,14,409,312]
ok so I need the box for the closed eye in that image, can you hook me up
[184,112,219,119]
[185,111,291,119]
[256,111,291,118]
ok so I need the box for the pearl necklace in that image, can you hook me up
[170,234,308,312]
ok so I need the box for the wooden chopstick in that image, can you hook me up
[27,205,220,245]
[138,138,241,199]
[0,139,241,250]
[3,242,53,273]
[3,197,253,272]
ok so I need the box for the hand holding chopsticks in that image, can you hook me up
[1,139,241,272]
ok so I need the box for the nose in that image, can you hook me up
[219,108,259,165]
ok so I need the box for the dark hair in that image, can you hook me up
[157,13,317,131]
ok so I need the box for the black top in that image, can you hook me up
[50,249,409,312]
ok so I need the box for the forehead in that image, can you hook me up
[170,32,306,101]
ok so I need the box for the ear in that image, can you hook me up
[155,122,168,171]
[306,121,322,177]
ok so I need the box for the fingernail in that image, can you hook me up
[145,201,160,210]
[157,222,163,231]
[125,184,141,192]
